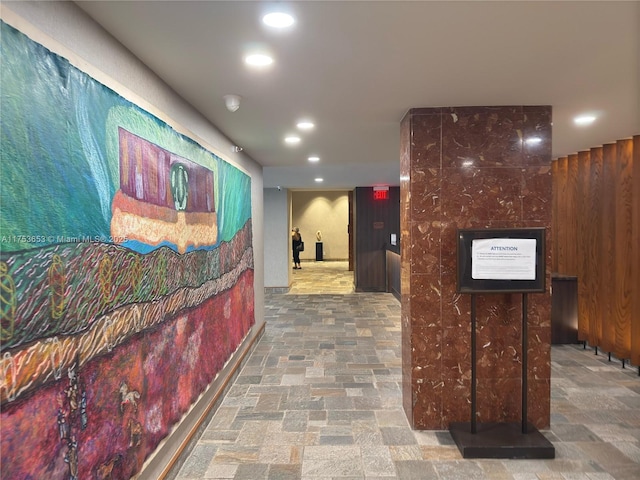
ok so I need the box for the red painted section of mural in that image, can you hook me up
[1,269,254,480]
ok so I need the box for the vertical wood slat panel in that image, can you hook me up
[556,157,569,274]
[554,137,637,362]
[613,139,633,359]
[566,154,579,276]
[632,135,640,366]
[551,160,559,273]
[600,144,617,353]
[587,147,603,348]
[576,151,591,344]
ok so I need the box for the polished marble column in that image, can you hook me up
[400,106,552,430]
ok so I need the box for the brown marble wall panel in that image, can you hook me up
[632,136,640,366]
[440,378,471,427]
[413,380,445,428]
[600,144,617,352]
[411,324,443,381]
[403,109,443,427]
[400,114,413,418]
[614,139,633,360]
[476,377,522,424]
[442,325,471,382]
[409,221,440,275]
[411,109,442,169]
[441,167,522,223]
[576,151,591,343]
[522,166,552,219]
[401,106,552,430]
[586,147,603,348]
[442,273,469,330]
[524,264,553,327]
[442,106,524,167]
[401,305,413,419]
[523,106,553,166]
[527,378,551,427]
[529,326,552,389]
[476,323,522,379]
[411,168,441,221]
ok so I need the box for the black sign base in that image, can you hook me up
[449,422,555,459]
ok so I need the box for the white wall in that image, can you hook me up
[292,190,349,261]
[1,1,264,319]
[263,188,290,289]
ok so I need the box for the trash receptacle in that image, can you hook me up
[315,242,323,261]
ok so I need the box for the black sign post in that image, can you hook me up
[449,228,555,459]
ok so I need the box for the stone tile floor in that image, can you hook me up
[171,261,640,479]
[288,260,354,295]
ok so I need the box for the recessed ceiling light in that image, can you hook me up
[297,121,315,130]
[314,178,323,183]
[262,12,295,28]
[244,54,274,67]
[574,114,596,126]
[284,135,301,144]
[308,156,320,162]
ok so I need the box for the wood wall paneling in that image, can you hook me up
[600,143,617,353]
[349,190,354,271]
[556,157,569,274]
[576,151,591,343]
[587,147,603,348]
[354,187,400,291]
[631,136,640,366]
[566,154,579,276]
[551,160,558,271]
[613,139,633,360]
[554,136,638,363]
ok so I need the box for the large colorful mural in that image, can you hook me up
[0,21,255,479]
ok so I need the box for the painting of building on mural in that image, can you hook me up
[112,128,218,254]
[0,21,255,479]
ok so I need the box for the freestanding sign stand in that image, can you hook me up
[449,228,555,459]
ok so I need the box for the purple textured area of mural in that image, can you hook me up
[1,269,255,480]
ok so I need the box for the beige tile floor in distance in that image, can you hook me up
[170,260,640,480]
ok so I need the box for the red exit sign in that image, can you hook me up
[373,186,389,200]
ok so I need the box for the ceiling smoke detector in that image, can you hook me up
[224,94,241,112]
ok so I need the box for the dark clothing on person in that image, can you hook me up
[292,232,302,268]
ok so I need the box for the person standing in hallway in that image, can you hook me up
[291,227,302,269]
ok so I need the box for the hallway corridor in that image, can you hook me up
[170,262,640,480]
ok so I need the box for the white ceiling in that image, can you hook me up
[75,1,639,190]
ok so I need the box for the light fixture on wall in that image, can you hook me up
[224,94,241,112]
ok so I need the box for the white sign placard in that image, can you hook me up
[471,238,537,280]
